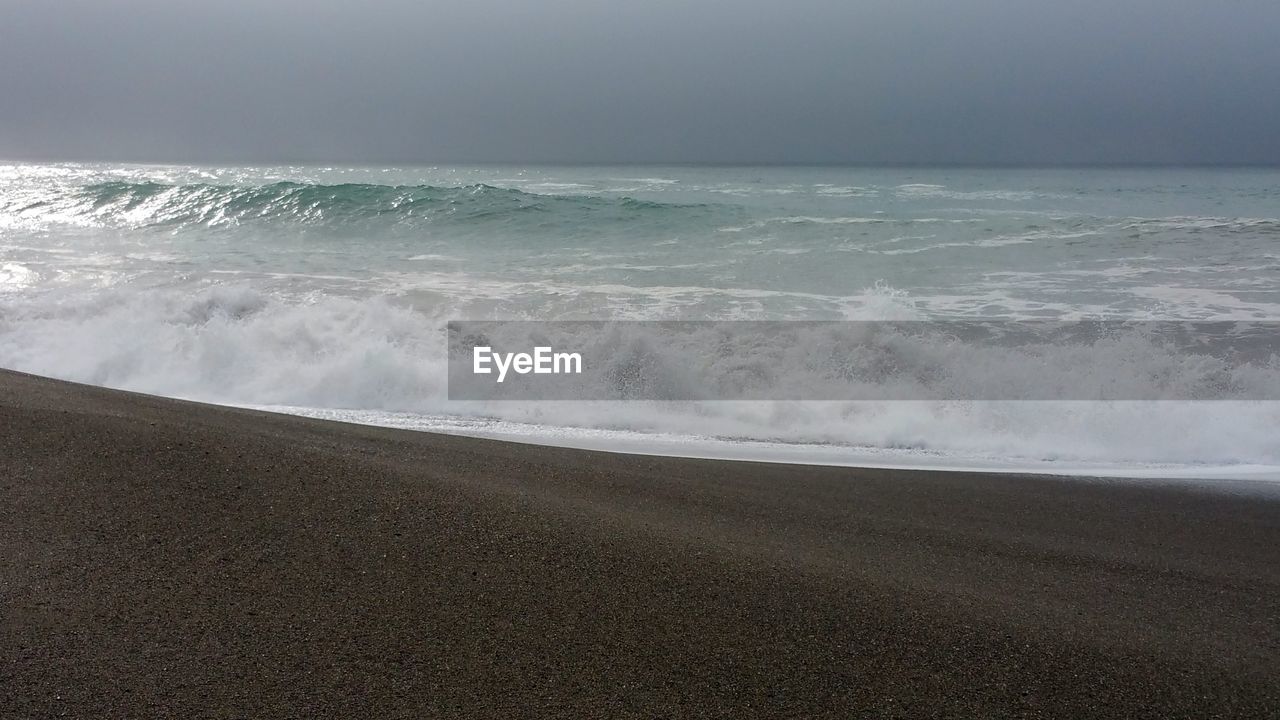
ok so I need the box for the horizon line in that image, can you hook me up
[3,156,1280,170]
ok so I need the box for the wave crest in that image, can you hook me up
[4,180,719,231]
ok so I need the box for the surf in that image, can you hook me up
[3,162,1280,477]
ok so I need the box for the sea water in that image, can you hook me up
[2,162,1278,478]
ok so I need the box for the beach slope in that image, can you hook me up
[2,369,1277,718]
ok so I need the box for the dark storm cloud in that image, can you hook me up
[1,0,1277,164]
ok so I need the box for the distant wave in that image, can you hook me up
[1122,217,1280,235]
[717,216,981,232]
[2,180,723,231]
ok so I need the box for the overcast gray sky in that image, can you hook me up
[1,0,1277,165]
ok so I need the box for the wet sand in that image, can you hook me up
[2,368,1277,718]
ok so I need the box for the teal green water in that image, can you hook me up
[5,164,1279,318]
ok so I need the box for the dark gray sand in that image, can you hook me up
[2,368,1278,718]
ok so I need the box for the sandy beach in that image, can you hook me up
[2,368,1277,718]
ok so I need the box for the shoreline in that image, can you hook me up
[249,404,1280,485]
[4,368,1278,717]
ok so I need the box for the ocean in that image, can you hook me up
[2,162,1278,478]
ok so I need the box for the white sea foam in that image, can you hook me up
[1,283,1277,476]
[607,178,679,185]
[894,184,1047,201]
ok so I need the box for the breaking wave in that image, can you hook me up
[1,180,724,232]
[2,284,1278,471]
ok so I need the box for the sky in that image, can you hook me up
[1,0,1278,165]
